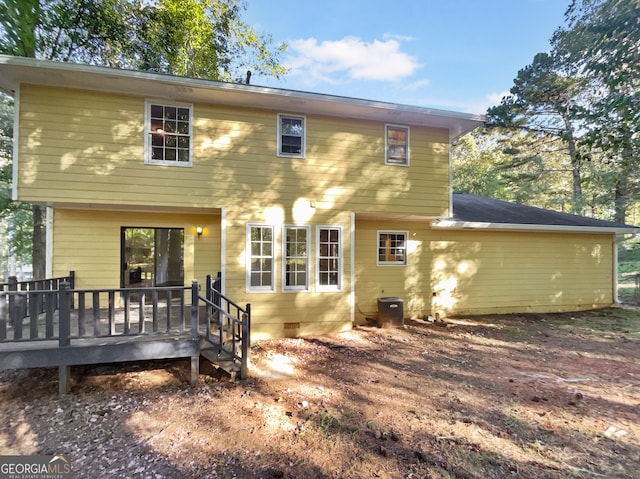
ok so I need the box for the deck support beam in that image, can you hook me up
[190,355,199,386]
[59,365,70,395]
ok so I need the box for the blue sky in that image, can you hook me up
[244,0,570,114]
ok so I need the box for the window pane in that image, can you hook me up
[282,136,302,154]
[178,149,189,162]
[248,226,274,289]
[147,103,192,165]
[378,232,407,264]
[387,126,408,164]
[177,121,189,134]
[282,118,302,135]
[318,227,341,288]
[151,134,163,146]
[163,120,176,133]
[151,105,163,118]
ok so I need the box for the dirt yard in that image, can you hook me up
[1,307,639,479]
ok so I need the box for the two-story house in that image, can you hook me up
[0,55,635,340]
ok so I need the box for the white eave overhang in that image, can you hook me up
[431,219,640,235]
[0,55,484,139]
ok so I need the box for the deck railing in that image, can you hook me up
[199,273,251,378]
[0,271,75,340]
[0,274,250,379]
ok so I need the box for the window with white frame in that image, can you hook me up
[377,231,407,265]
[247,225,274,292]
[277,114,305,158]
[385,125,409,166]
[283,225,310,291]
[145,100,193,166]
[316,226,342,291]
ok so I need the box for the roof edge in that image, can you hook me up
[431,219,640,235]
[0,55,485,134]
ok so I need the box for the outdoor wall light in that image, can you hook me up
[196,226,203,238]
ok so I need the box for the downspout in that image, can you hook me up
[221,207,226,294]
[350,211,355,324]
[46,207,53,278]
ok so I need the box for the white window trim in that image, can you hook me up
[277,113,306,158]
[144,99,194,167]
[316,225,343,292]
[282,225,311,292]
[246,224,276,293]
[377,230,408,266]
[385,124,410,166]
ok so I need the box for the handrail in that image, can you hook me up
[1,274,251,380]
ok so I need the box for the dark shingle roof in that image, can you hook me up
[451,193,637,230]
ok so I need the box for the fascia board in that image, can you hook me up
[431,220,640,235]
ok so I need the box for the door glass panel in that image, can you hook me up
[122,227,184,289]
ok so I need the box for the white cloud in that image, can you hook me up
[285,36,422,84]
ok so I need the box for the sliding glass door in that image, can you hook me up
[121,227,184,289]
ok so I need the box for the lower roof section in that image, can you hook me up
[433,193,639,234]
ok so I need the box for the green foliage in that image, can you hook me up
[553,0,640,223]
[477,0,639,224]
[134,0,286,81]
[0,0,287,80]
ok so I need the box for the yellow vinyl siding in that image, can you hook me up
[429,230,614,316]
[52,209,220,290]
[355,221,615,322]
[355,220,433,322]
[223,207,352,340]
[17,85,450,217]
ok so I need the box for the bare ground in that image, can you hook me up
[1,307,639,479]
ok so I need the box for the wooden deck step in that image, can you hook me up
[200,343,241,380]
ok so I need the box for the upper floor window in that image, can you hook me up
[283,225,310,292]
[247,224,275,292]
[377,231,407,265]
[317,226,342,292]
[277,114,305,158]
[145,100,193,167]
[385,125,409,166]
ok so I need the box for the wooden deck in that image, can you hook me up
[0,276,250,394]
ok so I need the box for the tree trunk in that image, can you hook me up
[562,113,583,215]
[614,177,628,224]
[32,204,46,279]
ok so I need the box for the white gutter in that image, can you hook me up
[431,219,640,235]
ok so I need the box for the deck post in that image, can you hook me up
[241,304,251,379]
[8,276,22,340]
[58,281,71,347]
[59,366,71,395]
[190,281,200,386]
[191,281,199,338]
[68,271,75,309]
